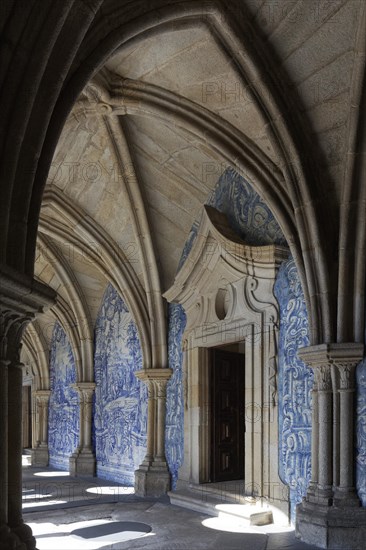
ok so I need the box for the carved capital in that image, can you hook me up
[34,390,51,405]
[337,363,358,390]
[0,263,55,363]
[298,343,364,372]
[135,369,172,399]
[155,379,168,399]
[316,365,332,391]
[72,382,96,403]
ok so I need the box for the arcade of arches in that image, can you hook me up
[1,1,366,549]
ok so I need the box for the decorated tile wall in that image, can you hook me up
[356,360,366,506]
[93,283,147,484]
[274,258,312,519]
[165,303,187,488]
[48,322,79,470]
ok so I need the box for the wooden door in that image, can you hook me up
[211,349,244,482]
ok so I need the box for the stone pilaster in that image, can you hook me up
[31,390,51,467]
[296,343,366,549]
[69,383,96,476]
[134,368,172,497]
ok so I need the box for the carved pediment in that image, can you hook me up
[164,206,288,333]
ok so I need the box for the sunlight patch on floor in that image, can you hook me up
[34,471,70,477]
[28,519,155,549]
[86,486,135,496]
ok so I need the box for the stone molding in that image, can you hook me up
[297,343,364,367]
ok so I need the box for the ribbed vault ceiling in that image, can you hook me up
[21,0,365,372]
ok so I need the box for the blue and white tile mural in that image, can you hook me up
[93,283,147,485]
[356,360,366,506]
[48,322,79,470]
[207,167,287,247]
[165,303,187,489]
[274,258,312,519]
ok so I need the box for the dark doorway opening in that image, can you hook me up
[210,348,245,482]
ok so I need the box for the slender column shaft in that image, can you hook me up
[37,400,43,443]
[337,364,358,495]
[145,382,155,461]
[41,402,49,445]
[331,368,340,488]
[7,362,23,528]
[83,397,93,449]
[339,390,354,488]
[0,359,9,526]
[316,366,333,491]
[156,381,167,460]
[310,381,319,488]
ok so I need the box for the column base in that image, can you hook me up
[31,445,49,467]
[333,487,361,508]
[0,524,27,550]
[296,499,366,549]
[135,460,171,497]
[10,522,36,550]
[69,449,96,476]
[306,485,334,506]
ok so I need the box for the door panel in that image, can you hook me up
[211,349,244,482]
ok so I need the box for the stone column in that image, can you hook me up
[144,381,156,462]
[0,265,55,550]
[307,377,318,498]
[8,359,36,549]
[315,365,333,504]
[134,368,172,497]
[0,338,14,547]
[296,343,366,550]
[31,390,50,467]
[333,362,360,507]
[69,383,96,476]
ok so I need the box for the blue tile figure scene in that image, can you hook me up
[93,283,147,485]
[48,322,79,470]
[356,359,366,506]
[165,303,187,489]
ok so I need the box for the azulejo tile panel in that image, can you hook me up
[356,359,366,506]
[207,167,287,247]
[93,283,147,485]
[48,322,79,470]
[274,257,312,519]
[166,303,187,489]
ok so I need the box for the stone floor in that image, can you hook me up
[22,461,320,550]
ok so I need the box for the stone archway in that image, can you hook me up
[165,205,289,521]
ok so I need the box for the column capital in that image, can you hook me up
[0,263,56,363]
[34,390,51,403]
[135,368,172,383]
[298,343,364,368]
[72,382,95,393]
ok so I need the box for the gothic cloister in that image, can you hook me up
[0,1,366,548]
